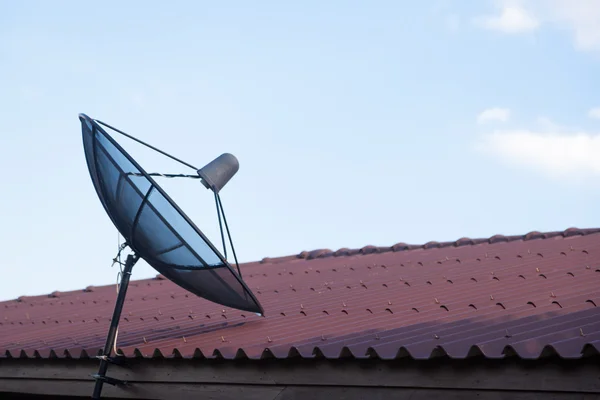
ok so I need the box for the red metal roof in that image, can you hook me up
[2,227,600,361]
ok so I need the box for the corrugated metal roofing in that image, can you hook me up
[2,227,600,361]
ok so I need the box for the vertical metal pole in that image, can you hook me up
[92,254,138,399]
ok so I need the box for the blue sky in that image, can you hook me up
[1,0,599,300]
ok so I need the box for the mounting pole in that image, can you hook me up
[92,253,139,399]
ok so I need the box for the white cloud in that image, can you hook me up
[477,107,511,124]
[474,3,539,34]
[476,124,600,181]
[474,1,600,52]
[534,116,575,132]
[589,107,600,119]
[545,0,600,52]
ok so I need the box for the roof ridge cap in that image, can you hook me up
[258,226,600,264]
[3,227,598,302]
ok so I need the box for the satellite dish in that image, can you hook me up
[79,113,263,398]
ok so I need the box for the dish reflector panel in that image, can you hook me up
[79,114,263,314]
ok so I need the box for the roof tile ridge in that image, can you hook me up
[281,226,600,263]
[140,226,600,271]
[5,227,600,301]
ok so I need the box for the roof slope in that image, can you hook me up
[2,227,600,361]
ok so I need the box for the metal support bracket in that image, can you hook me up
[92,253,139,399]
[95,355,129,367]
[91,374,128,387]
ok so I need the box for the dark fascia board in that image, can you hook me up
[1,357,600,399]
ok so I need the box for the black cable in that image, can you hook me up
[94,119,198,171]
[217,194,242,278]
[139,172,200,179]
[214,191,228,260]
